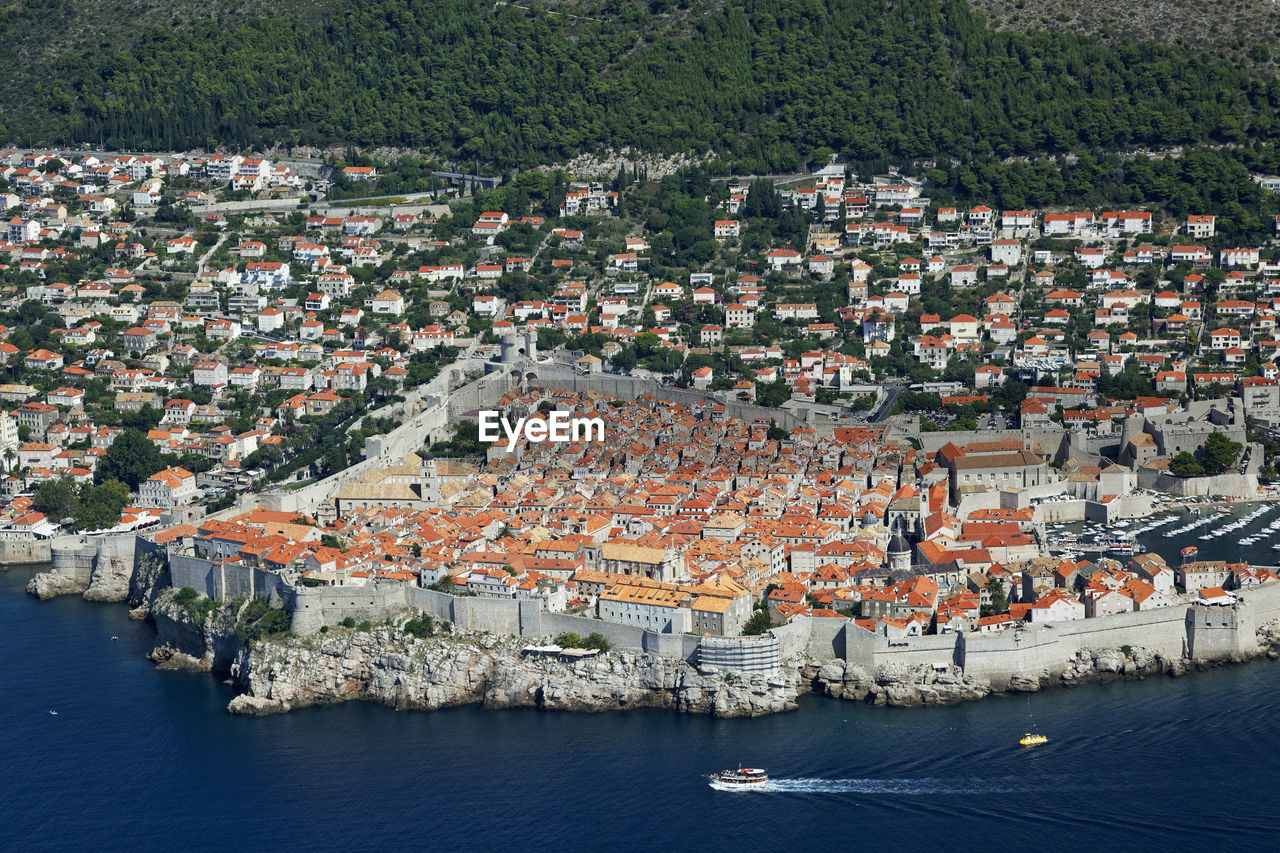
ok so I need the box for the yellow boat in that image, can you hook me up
[1020,733,1048,746]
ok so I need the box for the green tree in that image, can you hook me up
[430,420,486,456]
[742,610,774,636]
[1198,432,1242,476]
[985,578,1008,615]
[403,614,436,638]
[758,381,791,408]
[120,405,164,431]
[1169,452,1205,478]
[611,347,637,372]
[73,480,130,531]
[633,332,661,358]
[96,428,168,490]
[32,478,79,522]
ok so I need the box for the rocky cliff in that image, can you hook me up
[128,550,170,616]
[180,613,1280,717]
[27,539,169,609]
[1257,619,1280,657]
[224,619,799,718]
[147,588,243,673]
[82,550,132,602]
[26,569,88,600]
[807,644,1210,708]
[1056,646,1186,684]
[810,660,993,706]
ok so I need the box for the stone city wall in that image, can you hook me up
[0,536,54,565]
[769,617,847,662]
[169,552,291,602]
[866,631,961,670]
[1139,469,1259,499]
[1035,499,1090,523]
[527,367,808,431]
[286,584,407,634]
[258,360,502,516]
[184,557,1280,677]
[794,584,1280,689]
[698,635,781,675]
[768,619,811,661]
[1244,579,1280,624]
[291,584,702,660]
[49,538,97,583]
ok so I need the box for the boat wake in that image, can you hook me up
[711,776,1042,795]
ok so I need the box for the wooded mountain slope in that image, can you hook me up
[5,0,1279,171]
[971,0,1280,64]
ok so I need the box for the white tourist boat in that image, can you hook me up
[706,767,769,789]
[1102,535,1141,557]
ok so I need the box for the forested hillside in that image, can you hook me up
[971,0,1280,64]
[6,0,1280,171]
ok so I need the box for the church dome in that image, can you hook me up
[888,532,911,555]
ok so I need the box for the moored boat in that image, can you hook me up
[1103,535,1140,557]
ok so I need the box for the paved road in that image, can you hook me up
[197,188,459,216]
[870,382,905,422]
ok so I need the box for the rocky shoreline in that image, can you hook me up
[156,589,1280,717]
[146,592,798,718]
[21,559,1280,718]
[808,630,1280,708]
[25,550,167,611]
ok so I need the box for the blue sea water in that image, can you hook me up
[3,562,1280,852]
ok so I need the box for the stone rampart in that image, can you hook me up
[168,552,290,602]
[1139,470,1259,499]
[698,635,781,674]
[866,632,961,670]
[527,367,807,430]
[259,360,502,516]
[1035,499,1089,523]
[49,538,97,583]
[642,631,702,661]
[169,554,217,597]
[1,536,54,565]
[796,586,1280,688]
[769,620,812,660]
[1052,605,1190,658]
[1242,579,1280,624]
[296,584,700,660]
[288,585,409,635]
[209,565,1280,675]
[956,626,1070,687]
